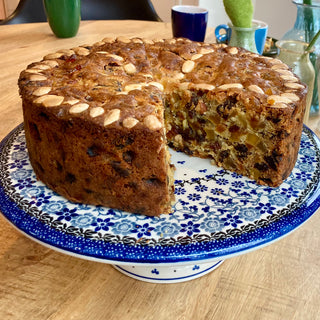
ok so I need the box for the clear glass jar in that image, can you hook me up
[276,40,315,124]
[282,0,320,116]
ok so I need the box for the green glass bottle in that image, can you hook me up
[43,0,81,38]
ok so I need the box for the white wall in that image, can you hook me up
[152,0,197,22]
[152,0,297,40]
[254,0,296,39]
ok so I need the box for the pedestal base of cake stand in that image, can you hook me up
[113,260,224,283]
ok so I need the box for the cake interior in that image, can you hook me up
[164,85,301,187]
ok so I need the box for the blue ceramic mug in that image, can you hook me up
[215,19,268,54]
[171,5,208,42]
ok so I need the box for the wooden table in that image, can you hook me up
[0,20,320,320]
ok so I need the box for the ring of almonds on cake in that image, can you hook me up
[18,37,307,216]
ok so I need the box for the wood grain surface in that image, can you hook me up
[0,20,319,320]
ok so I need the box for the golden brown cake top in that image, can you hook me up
[18,37,307,131]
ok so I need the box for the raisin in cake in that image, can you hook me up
[18,37,307,216]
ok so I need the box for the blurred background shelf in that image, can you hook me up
[0,0,296,40]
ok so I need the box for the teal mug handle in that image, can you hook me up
[215,24,230,43]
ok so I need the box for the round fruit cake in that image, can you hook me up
[18,37,307,216]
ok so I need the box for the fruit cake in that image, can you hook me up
[18,37,307,216]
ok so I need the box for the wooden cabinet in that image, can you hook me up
[0,0,19,20]
[0,0,6,20]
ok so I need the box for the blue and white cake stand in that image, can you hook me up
[1,124,320,283]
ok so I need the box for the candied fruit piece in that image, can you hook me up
[215,123,227,133]
[246,132,260,146]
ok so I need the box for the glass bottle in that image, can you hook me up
[43,0,81,38]
[282,0,320,116]
[276,40,315,124]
